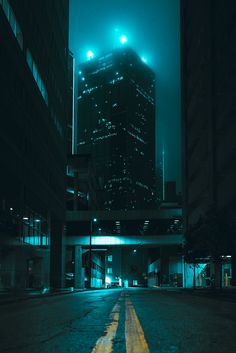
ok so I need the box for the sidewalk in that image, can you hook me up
[150,285,236,301]
[0,287,87,305]
[182,287,236,302]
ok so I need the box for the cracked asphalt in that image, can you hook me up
[0,288,235,353]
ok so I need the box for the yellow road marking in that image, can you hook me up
[125,296,150,353]
[91,302,120,353]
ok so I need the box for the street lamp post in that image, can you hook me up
[89,218,97,288]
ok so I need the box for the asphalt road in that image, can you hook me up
[0,288,236,353]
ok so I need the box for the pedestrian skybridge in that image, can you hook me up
[66,206,184,247]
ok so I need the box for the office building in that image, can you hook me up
[67,50,75,155]
[0,0,69,289]
[66,154,100,211]
[181,0,236,285]
[77,47,156,210]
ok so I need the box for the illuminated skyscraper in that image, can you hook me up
[77,47,156,210]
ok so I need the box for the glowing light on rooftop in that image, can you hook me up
[141,57,147,63]
[120,35,128,44]
[87,50,94,60]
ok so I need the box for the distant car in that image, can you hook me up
[111,282,120,288]
[130,283,147,288]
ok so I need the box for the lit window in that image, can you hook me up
[26,49,48,105]
[107,268,112,274]
[1,0,23,49]
[107,255,113,262]
[26,49,33,71]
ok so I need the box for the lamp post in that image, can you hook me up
[89,218,97,288]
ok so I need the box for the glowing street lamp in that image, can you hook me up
[89,217,98,288]
[120,35,128,44]
[87,50,94,60]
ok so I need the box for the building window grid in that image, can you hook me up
[0,0,23,50]
[22,212,49,247]
[26,49,49,105]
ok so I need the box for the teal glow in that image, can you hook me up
[120,35,128,44]
[141,57,147,63]
[93,218,97,222]
[87,50,94,60]
[70,0,182,189]
[105,275,111,284]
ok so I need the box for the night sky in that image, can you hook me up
[69,0,181,191]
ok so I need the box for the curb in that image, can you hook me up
[0,288,87,306]
[0,287,112,306]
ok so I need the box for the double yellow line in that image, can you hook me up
[91,292,150,353]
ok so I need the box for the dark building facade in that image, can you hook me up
[0,0,69,289]
[165,181,177,203]
[181,0,236,285]
[66,154,100,211]
[77,47,156,211]
[67,50,75,155]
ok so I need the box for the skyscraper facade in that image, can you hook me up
[77,47,156,210]
[0,0,69,289]
[181,0,236,284]
[67,50,75,155]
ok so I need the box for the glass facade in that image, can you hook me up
[77,47,156,210]
[22,210,50,247]
[0,0,23,50]
[26,49,48,105]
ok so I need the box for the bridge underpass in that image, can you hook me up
[65,207,184,288]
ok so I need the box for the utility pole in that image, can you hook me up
[162,148,165,201]
[89,218,97,288]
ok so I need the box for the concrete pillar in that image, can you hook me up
[160,247,169,285]
[210,260,222,288]
[74,245,83,288]
[50,219,65,288]
[231,254,236,286]
[214,262,222,288]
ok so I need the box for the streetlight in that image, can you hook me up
[89,218,97,288]
[120,35,128,44]
[86,50,94,60]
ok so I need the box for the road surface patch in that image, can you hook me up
[91,291,150,353]
[125,295,150,353]
[91,301,120,353]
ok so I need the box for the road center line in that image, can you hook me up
[91,301,120,353]
[125,296,150,353]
